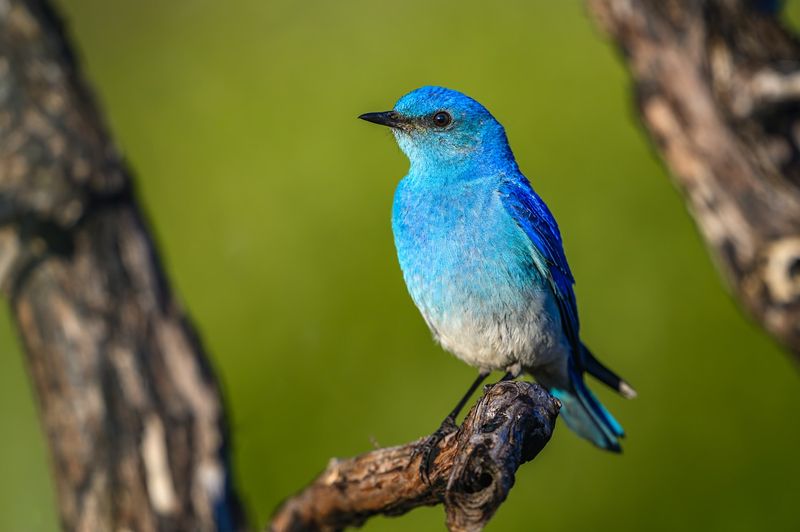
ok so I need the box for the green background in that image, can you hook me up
[2,1,800,530]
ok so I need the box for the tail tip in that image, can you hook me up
[606,441,623,454]
[619,381,637,400]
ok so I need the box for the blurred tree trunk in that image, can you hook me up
[0,1,246,530]
[588,0,800,361]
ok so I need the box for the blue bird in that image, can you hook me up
[360,86,635,468]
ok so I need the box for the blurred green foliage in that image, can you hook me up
[2,1,800,530]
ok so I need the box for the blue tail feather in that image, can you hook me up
[552,364,624,452]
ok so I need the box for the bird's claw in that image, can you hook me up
[411,416,458,483]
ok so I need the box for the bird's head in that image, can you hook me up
[360,86,514,174]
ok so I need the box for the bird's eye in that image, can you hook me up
[432,111,452,128]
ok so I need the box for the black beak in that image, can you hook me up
[358,111,404,128]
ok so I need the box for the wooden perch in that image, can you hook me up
[0,1,245,530]
[587,0,800,360]
[269,381,561,532]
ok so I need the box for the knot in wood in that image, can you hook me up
[443,382,560,532]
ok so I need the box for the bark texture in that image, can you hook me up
[0,1,245,530]
[588,0,800,359]
[270,381,560,532]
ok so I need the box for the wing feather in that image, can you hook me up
[499,177,582,356]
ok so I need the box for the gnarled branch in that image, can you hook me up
[587,0,800,360]
[269,381,560,532]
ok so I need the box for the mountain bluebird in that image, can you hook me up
[360,86,635,472]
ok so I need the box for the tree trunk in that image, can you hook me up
[587,0,800,361]
[0,1,246,530]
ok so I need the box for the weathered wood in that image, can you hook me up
[270,381,560,532]
[0,1,245,530]
[587,0,800,360]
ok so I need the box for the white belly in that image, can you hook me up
[426,286,571,373]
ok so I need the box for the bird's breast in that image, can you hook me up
[391,176,565,369]
[391,177,557,361]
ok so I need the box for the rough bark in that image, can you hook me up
[587,0,800,360]
[269,381,560,532]
[0,1,246,530]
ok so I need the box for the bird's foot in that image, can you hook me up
[411,415,459,484]
[501,362,523,381]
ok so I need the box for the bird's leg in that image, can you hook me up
[498,361,523,382]
[413,369,490,482]
[441,370,492,426]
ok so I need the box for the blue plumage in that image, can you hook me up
[361,86,634,452]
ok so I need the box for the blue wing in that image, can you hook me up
[498,176,581,355]
[500,177,632,449]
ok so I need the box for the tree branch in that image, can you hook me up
[269,381,560,532]
[587,0,800,360]
[0,1,246,530]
